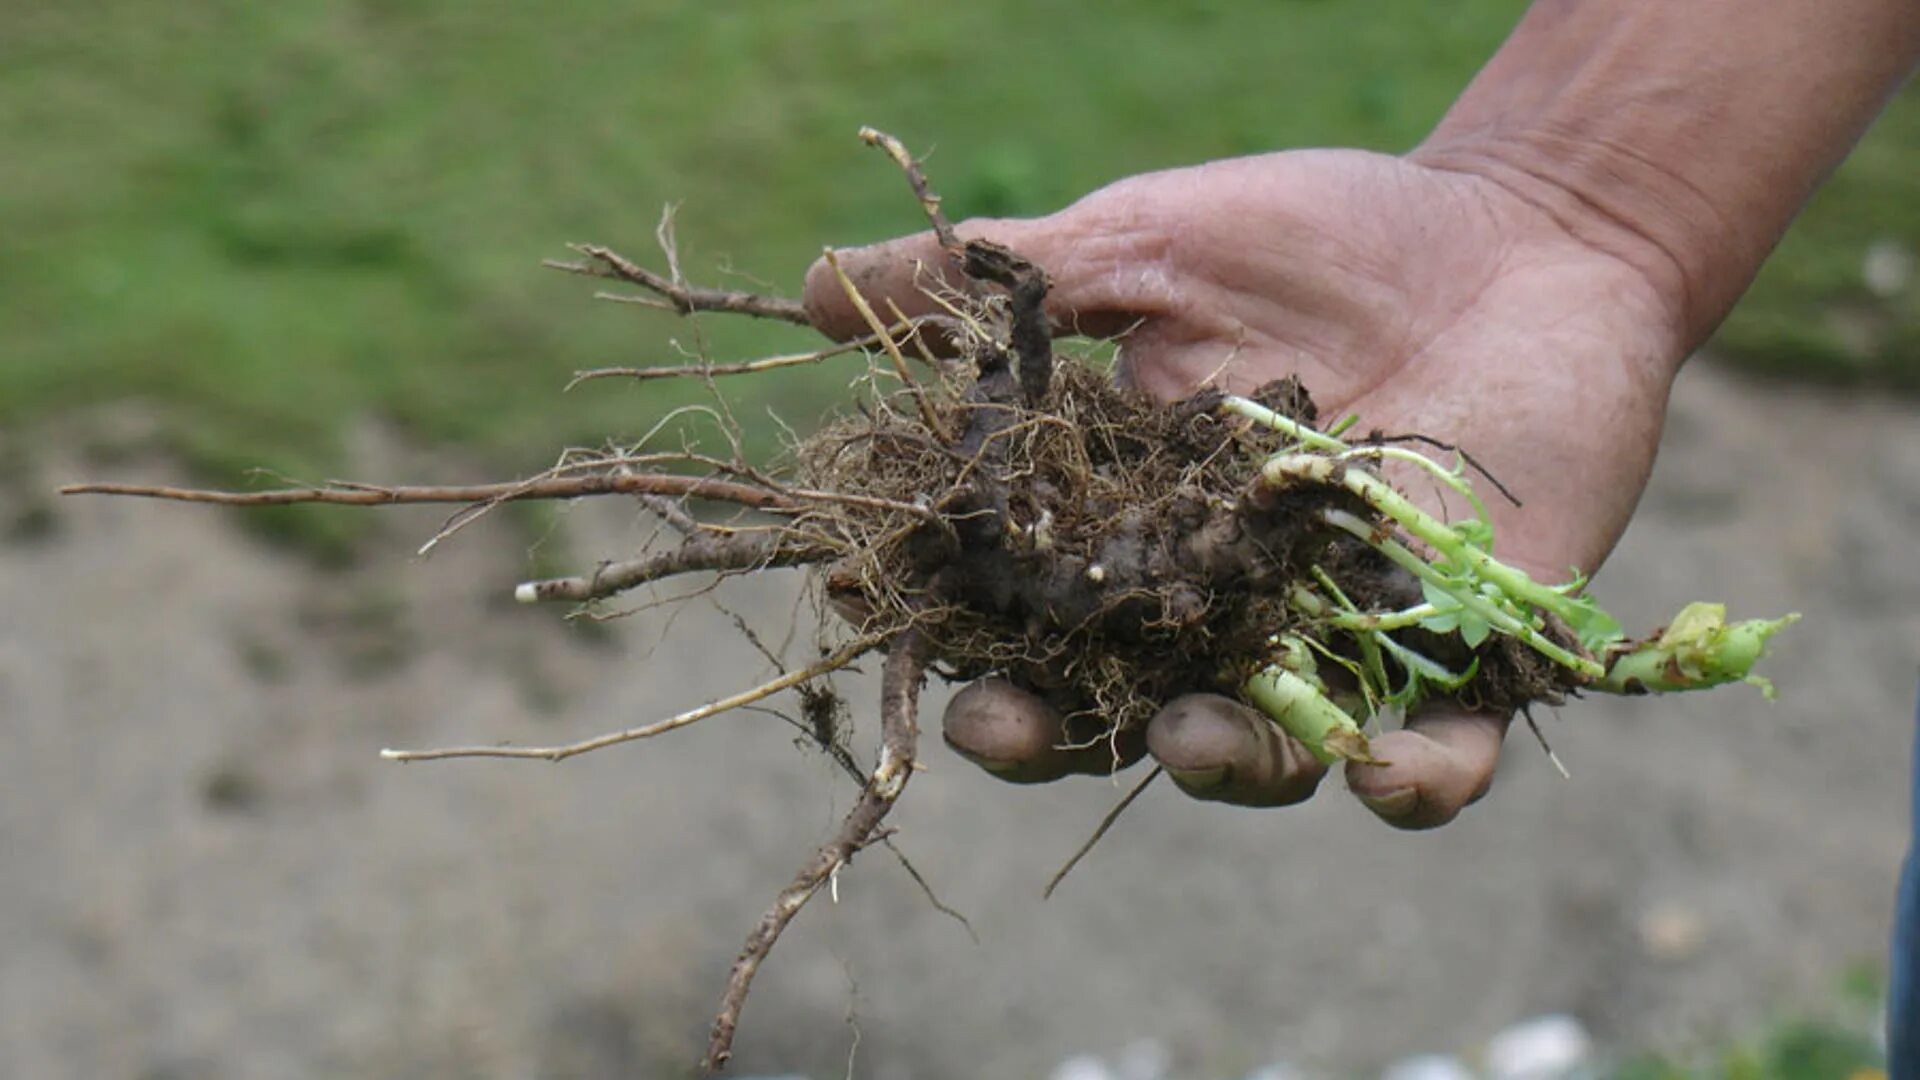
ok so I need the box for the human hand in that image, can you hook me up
[803,147,1687,828]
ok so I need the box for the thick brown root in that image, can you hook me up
[702,629,927,1075]
[514,532,831,604]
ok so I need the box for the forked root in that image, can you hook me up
[379,635,884,762]
[703,629,927,1075]
[567,315,955,386]
[60,473,799,512]
[859,126,960,251]
[545,242,812,324]
[514,532,835,604]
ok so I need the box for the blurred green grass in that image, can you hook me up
[1611,1020,1885,1080]
[5,0,1916,551]
[1610,966,1890,1080]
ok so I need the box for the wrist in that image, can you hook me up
[1411,0,1920,359]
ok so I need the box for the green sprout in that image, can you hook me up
[1221,395,1797,764]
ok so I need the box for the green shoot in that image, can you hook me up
[1229,399,1796,754]
[1598,603,1801,697]
[1246,645,1376,765]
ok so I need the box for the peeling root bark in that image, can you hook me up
[545,242,812,324]
[516,533,833,604]
[702,629,926,1075]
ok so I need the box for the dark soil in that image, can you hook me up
[799,240,1571,744]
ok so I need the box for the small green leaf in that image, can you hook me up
[1451,518,1494,552]
[1561,596,1625,649]
[1548,570,1590,594]
[1458,611,1492,648]
[1418,579,1477,636]
[1378,633,1480,693]
[1421,578,1465,608]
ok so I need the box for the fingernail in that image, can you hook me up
[1165,765,1228,793]
[1357,787,1418,819]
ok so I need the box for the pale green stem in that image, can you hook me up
[1308,564,1362,612]
[1288,584,1474,706]
[1267,453,1587,627]
[1288,584,1457,632]
[1374,633,1478,691]
[1244,664,1366,766]
[1298,634,1383,715]
[1322,509,1605,679]
[1220,396,1349,452]
[1337,445,1490,529]
[1302,569,1395,704]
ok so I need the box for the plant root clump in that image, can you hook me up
[795,300,1561,744]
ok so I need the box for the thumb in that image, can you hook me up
[801,211,1132,343]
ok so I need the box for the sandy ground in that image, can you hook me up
[3,361,1916,1079]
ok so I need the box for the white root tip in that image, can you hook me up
[514,583,539,604]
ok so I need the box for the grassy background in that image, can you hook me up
[5,0,1917,551]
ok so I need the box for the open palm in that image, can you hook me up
[805,148,1685,827]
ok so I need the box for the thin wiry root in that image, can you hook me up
[702,629,926,1075]
[514,533,834,604]
[544,242,811,324]
[1042,766,1163,900]
[567,316,955,386]
[822,248,953,442]
[378,635,884,763]
[60,473,798,513]
[1522,706,1571,779]
[882,836,978,945]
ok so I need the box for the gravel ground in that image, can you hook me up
[3,361,1915,1079]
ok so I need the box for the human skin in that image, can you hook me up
[803,0,1920,828]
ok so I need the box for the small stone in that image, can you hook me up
[1244,1063,1313,1080]
[1380,1055,1476,1080]
[1484,1014,1593,1080]
[1050,1054,1118,1080]
[1637,899,1707,960]
[200,764,264,814]
[1863,239,1915,298]
[1113,1038,1170,1080]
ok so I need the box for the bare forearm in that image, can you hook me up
[1413,0,1920,352]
